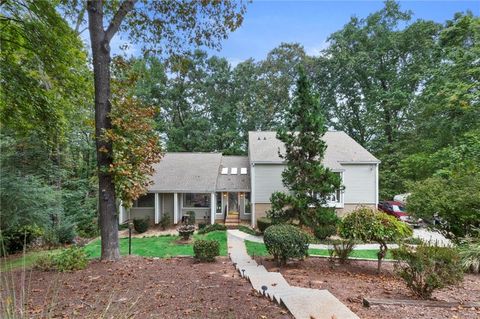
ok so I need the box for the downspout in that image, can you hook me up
[251,163,256,228]
[375,163,379,207]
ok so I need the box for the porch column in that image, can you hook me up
[210,192,215,225]
[251,163,256,228]
[119,200,126,224]
[154,193,160,224]
[173,192,179,224]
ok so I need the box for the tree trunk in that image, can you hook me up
[87,1,120,260]
[377,242,387,273]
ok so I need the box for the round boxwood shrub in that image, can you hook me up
[133,217,150,233]
[257,217,272,234]
[193,239,220,262]
[264,224,309,265]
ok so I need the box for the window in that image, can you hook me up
[221,167,228,175]
[392,205,405,212]
[240,167,247,175]
[183,193,210,208]
[244,192,251,214]
[134,193,155,207]
[216,192,222,214]
[326,189,342,203]
[231,167,238,174]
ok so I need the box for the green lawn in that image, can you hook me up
[244,240,393,260]
[1,231,227,272]
[84,230,227,258]
[1,249,61,272]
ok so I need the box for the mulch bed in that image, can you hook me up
[3,256,292,318]
[257,256,480,319]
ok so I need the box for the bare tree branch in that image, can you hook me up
[104,0,137,43]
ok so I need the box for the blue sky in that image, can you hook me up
[106,0,479,64]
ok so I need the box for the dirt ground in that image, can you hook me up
[3,256,292,319]
[257,256,480,319]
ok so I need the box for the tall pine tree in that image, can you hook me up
[268,66,342,239]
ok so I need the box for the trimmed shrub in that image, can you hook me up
[133,217,150,233]
[314,224,337,240]
[159,214,171,230]
[186,211,196,225]
[193,239,220,262]
[339,207,412,271]
[178,224,195,240]
[264,224,309,265]
[198,222,207,230]
[257,217,272,234]
[34,253,56,271]
[34,248,88,272]
[197,223,227,235]
[392,244,463,299]
[328,239,356,264]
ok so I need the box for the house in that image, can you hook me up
[120,131,380,227]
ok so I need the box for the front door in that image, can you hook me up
[228,192,239,215]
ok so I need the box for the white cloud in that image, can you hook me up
[305,39,330,57]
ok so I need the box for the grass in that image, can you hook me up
[2,231,227,271]
[84,230,227,259]
[245,240,393,260]
[1,249,61,272]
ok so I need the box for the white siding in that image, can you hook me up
[342,164,376,204]
[254,164,288,203]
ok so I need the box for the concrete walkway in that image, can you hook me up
[229,229,398,250]
[227,230,359,319]
[229,228,451,250]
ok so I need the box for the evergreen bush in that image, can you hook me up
[257,217,272,234]
[193,239,220,262]
[264,224,309,265]
[133,217,150,233]
[197,223,227,234]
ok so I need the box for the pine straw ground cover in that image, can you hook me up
[2,256,293,319]
[256,257,480,319]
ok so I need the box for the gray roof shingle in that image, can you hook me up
[216,156,250,191]
[248,131,379,169]
[149,153,222,192]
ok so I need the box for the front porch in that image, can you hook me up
[122,191,252,227]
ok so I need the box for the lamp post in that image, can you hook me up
[128,220,134,255]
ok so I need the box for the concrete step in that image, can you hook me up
[281,289,359,319]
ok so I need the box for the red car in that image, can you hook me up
[378,201,418,226]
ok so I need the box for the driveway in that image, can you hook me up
[412,227,452,246]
